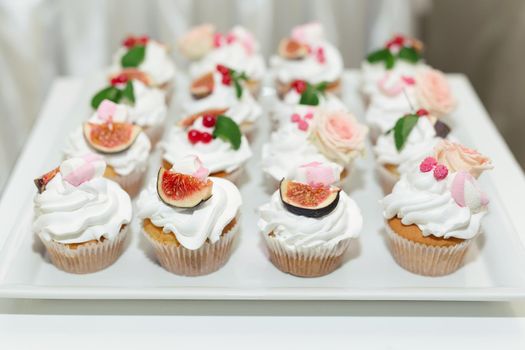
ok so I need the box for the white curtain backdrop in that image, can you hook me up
[0,0,429,192]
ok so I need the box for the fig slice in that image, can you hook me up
[34,167,60,193]
[110,68,151,86]
[157,167,213,208]
[83,122,141,154]
[178,108,228,128]
[279,179,340,218]
[278,38,309,60]
[190,72,215,99]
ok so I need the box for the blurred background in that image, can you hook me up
[0,0,524,193]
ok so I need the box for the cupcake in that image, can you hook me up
[258,162,363,277]
[373,110,447,194]
[271,80,347,128]
[183,67,262,134]
[307,109,368,171]
[91,74,167,146]
[361,34,425,101]
[179,25,266,96]
[270,22,343,97]
[382,156,490,276]
[366,65,456,143]
[32,155,132,274]
[162,114,251,184]
[137,156,241,276]
[262,109,346,187]
[109,35,176,97]
[64,100,151,197]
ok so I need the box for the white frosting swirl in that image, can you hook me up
[374,117,439,174]
[361,60,427,97]
[189,27,266,81]
[33,169,132,244]
[183,72,262,125]
[126,80,167,127]
[137,177,241,250]
[262,123,343,181]
[271,42,343,84]
[382,170,487,240]
[64,128,151,176]
[162,121,252,174]
[111,41,176,86]
[258,190,362,250]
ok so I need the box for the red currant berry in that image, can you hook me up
[110,74,128,86]
[188,129,201,144]
[416,108,429,117]
[222,74,232,85]
[216,64,229,75]
[202,114,216,128]
[200,132,213,144]
[123,36,136,48]
[291,80,307,94]
[137,35,149,45]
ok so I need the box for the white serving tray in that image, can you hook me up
[1,71,525,301]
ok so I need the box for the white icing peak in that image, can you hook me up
[33,157,132,244]
[257,190,362,250]
[382,169,488,240]
[137,177,241,250]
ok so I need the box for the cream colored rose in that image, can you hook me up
[434,140,492,178]
[309,109,368,165]
[415,67,456,116]
[178,24,215,60]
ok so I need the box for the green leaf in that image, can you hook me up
[385,52,395,69]
[233,79,243,99]
[121,45,146,68]
[299,84,320,106]
[91,86,121,109]
[366,48,390,63]
[315,82,328,93]
[121,81,135,104]
[397,46,420,63]
[213,115,242,150]
[393,114,419,151]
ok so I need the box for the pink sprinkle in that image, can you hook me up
[316,47,326,64]
[416,108,429,117]
[419,157,437,172]
[402,76,416,85]
[297,120,309,131]
[213,33,223,48]
[304,112,314,120]
[291,113,301,123]
[433,164,449,180]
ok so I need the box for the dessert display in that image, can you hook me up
[162,114,251,183]
[64,100,152,197]
[365,65,456,143]
[109,35,176,95]
[183,66,262,134]
[179,25,266,95]
[258,162,363,277]
[373,109,449,193]
[137,155,241,276]
[381,156,491,276]
[32,155,132,273]
[270,22,343,97]
[91,74,168,146]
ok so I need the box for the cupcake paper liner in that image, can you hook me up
[376,164,399,194]
[143,219,240,276]
[263,233,351,277]
[111,166,147,198]
[40,226,129,274]
[385,221,472,276]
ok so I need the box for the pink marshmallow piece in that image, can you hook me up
[300,162,335,187]
[97,100,117,122]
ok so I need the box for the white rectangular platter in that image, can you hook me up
[1,71,525,300]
